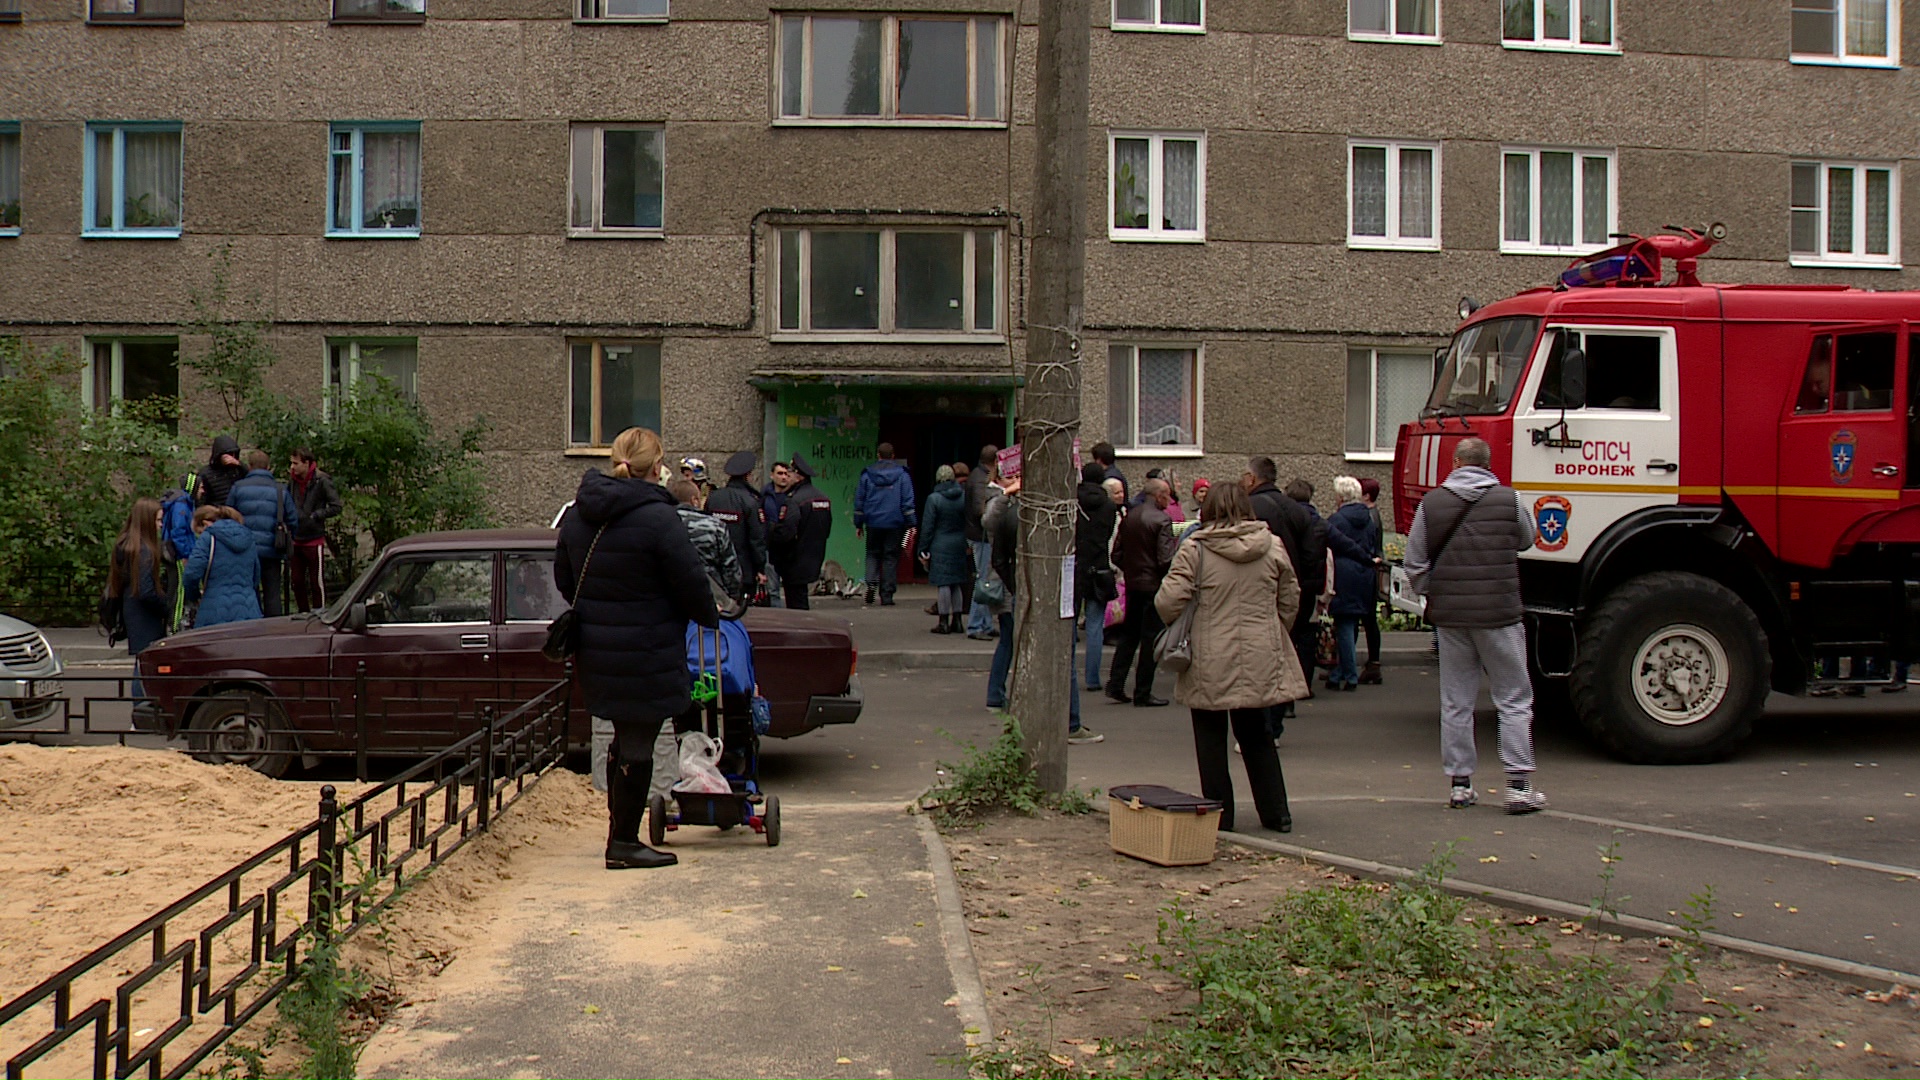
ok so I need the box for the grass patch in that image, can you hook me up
[926,714,1099,821]
[978,849,1737,1079]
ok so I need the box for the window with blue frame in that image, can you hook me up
[0,123,19,234]
[328,122,421,236]
[569,124,663,234]
[84,122,182,237]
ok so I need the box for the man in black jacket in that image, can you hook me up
[1074,461,1119,693]
[194,434,247,508]
[1105,477,1177,709]
[774,454,832,610]
[1243,458,1314,715]
[288,448,343,613]
[704,451,768,609]
[962,445,999,639]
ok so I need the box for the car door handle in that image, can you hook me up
[460,634,489,649]
[1647,459,1678,473]
[1873,463,1900,478]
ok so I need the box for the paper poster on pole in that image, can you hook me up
[1060,554,1076,619]
[995,439,1083,482]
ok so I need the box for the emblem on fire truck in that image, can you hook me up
[1533,495,1572,552]
[1830,430,1856,485]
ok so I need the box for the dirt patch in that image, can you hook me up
[945,809,1920,1078]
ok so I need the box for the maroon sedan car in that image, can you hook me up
[134,529,861,776]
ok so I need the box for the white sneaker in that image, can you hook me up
[1447,783,1477,809]
[1505,787,1548,815]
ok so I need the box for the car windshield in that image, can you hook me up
[1425,316,1541,417]
[318,560,382,624]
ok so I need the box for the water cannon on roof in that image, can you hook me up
[1558,222,1727,290]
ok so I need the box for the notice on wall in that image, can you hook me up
[1060,554,1076,620]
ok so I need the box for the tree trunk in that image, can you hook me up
[1010,0,1089,794]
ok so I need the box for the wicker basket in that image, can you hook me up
[1108,785,1222,867]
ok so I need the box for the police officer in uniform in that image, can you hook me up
[777,454,833,610]
[704,451,768,608]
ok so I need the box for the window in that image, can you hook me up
[1349,0,1437,40]
[364,557,493,625]
[0,124,18,234]
[775,227,1001,336]
[1501,148,1614,254]
[1532,329,1662,411]
[506,554,566,621]
[1428,316,1540,416]
[84,339,178,417]
[776,15,1005,123]
[1346,348,1431,457]
[1112,0,1202,32]
[327,340,418,406]
[84,123,181,237]
[0,1,19,24]
[329,123,420,237]
[569,340,662,448]
[88,0,183,23]
[1348,140,1438,249]
[1791,161,1898,267]
[1502,0,1613,49]
[1107,345,1200,451]
[578,0,667,19]
[569,125,663,234]
[333,0,425,22]
[1109,132,1204,241]
[1795,332,1895,413]
[1792,0,1895,64]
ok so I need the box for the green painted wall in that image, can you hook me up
[775,385,879,578]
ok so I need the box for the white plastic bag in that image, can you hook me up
[671,731,731,795]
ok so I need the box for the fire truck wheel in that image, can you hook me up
[1570,572,1769,764]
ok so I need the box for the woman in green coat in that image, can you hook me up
[917,465,973,634]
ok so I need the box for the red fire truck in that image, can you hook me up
[1391,225,1919,764]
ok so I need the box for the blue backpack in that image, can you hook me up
[160,485,196,562]
[685,619,756,698]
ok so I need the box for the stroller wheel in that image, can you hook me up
[718,823,736,833]
[648,794,669,847]
[764,794,781,847]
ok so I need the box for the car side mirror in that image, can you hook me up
[1432,346,1449,377]
[1560,347,1588,411]
[347,602,368,635]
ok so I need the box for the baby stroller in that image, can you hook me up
[649,619,780,847]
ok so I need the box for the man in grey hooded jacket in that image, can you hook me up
[1403,437,1545,815]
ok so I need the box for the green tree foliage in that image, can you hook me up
[0,338,183,622]
[180,246,271,430]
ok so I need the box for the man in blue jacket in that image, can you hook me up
[853,442,916,607]
[226,450,300,616]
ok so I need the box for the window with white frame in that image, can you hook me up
[1501,148,1615,254]
[0,124,18,234]
[569,340,662,448]
[333,0,425,22]
[1791,161,1899,267]
[1502,0,1613,49]
[569,124,664,234]
[1792,0,1895,64]
[1348,140,1438,249]
[1110,132,1204,241]
[776,14,1005,123]
[776,227,1001,336]
[1108,345,1201,451]
[1349,0,1437,40]
[1346,348,1430,457]
[84,123,182,237]
[328,123,420,236]
[84,339,178,420]
[327,340,419,408]
[578,0,665,19]
[1112,0,1201,31]
[88,0,182,22]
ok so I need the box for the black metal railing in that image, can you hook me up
[0,677,569,1080]
[0,563,103,627]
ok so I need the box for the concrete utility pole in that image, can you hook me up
[1010,0,1089,793]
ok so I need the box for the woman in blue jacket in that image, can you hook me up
[183,506,263,628]
[1326,476,1383,692]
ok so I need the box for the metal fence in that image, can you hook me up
[0,676,570,1080]
[0,563,102,627]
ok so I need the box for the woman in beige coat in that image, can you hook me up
[1155,482,1307,833]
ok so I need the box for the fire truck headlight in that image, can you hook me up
[1458,296,1481,321]
[1708,221,1728,241]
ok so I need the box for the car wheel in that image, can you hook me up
[1569,572,1769,765]
[764,794,780,848]
[189,689,296,779]
[648,793,668,847]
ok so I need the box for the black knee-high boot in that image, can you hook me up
[606,740,677,869]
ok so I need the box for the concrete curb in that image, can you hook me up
[862,647,1437,674]
[1219,831,1920,990]
[916,814,995,1052]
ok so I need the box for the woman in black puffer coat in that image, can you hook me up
[556,427,720,870]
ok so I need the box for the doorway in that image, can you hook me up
[877,389,1008,583]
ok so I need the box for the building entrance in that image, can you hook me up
[877,390,1009,583]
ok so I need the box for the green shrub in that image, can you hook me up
[926,715,1099,820]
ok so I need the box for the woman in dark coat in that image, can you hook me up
[1326,475,1383,692]
[917,465,972,634]
[111,497,170,694]
[184,506,263,629]
[555,427,720,871]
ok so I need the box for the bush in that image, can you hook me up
[0,338,183,623]
[926,715,1098,820]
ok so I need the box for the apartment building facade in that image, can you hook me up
[2,0,1917,575]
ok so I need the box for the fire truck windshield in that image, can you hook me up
[1424,316,1541,417]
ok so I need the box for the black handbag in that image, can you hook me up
[1089,565,1119,606]
[544,524,606,662]
[272,482,293,557]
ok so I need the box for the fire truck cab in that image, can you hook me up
[1392,227,1920,763]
